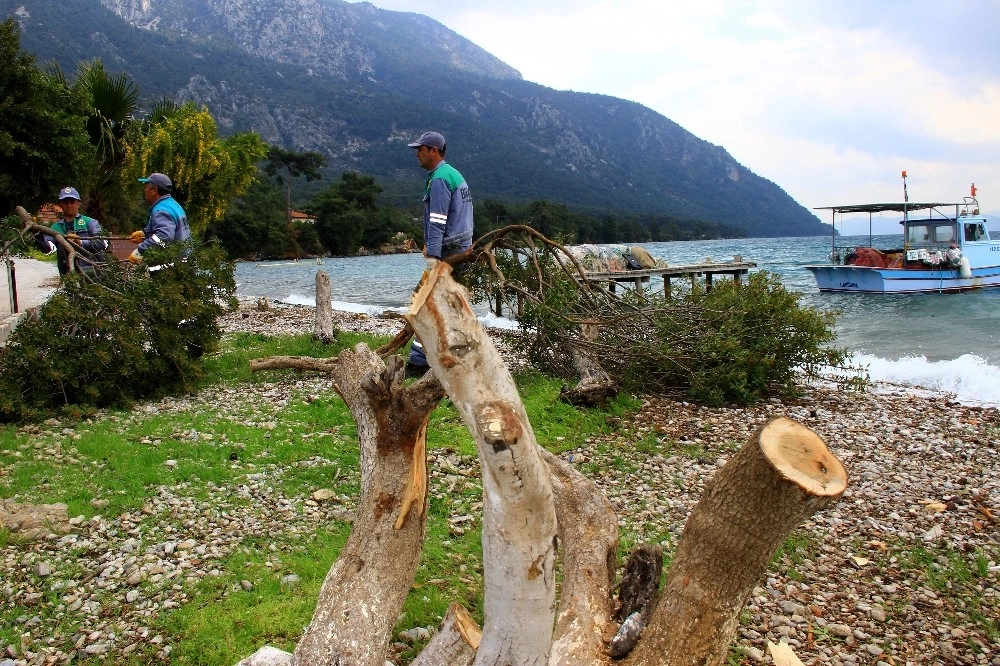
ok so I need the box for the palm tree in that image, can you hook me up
[65,60,141,228]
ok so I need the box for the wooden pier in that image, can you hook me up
[491,255,757,316]
[582,255,757,297]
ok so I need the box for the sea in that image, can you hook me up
[233,235,1000,408]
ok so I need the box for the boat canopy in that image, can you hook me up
[813,202,962,215]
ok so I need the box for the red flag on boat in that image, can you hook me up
[971,183,977,196]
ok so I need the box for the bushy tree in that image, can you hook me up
[0,18,93,215]
[122,102,269,233]
[208,180,292,259]
[313,172,386,255]
[0,242,236,422]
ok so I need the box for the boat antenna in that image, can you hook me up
[901,170,909,221]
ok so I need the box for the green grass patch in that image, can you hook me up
[0,328,647,662]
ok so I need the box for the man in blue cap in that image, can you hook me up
[129,172,191,265]
[404,130,474,377]
[50,186,108,275]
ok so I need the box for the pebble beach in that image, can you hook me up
[1,301,998,665]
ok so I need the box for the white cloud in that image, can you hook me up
[350,0,1000,211]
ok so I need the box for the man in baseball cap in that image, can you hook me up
[403,130,473,377]
[130,172,190,265]
[50,186,108,275]
[407,131,446,151]
[137,172,172,191]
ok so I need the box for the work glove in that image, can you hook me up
[65,233,80,243]
[128,250,143,265]
[130,230,145,243]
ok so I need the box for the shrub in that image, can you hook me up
[467,235,859,406]
[0,242,235,421]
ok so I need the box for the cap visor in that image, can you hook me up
[407,142,422,148]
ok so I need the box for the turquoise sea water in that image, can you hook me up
[233,235,1000,407]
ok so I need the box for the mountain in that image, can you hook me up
[3,0,830,237]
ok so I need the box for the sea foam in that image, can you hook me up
[855,353,1000,408]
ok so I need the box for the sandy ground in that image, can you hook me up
[1,257,60,318]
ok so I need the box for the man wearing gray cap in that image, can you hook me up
[50,186,108,275]
[129,172,191,265]
[405,130,473,376]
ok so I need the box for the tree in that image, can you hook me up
[67,60,141,230]
[0,18,93,216]
[264,146,327,225]
[312,172,386,256]
[123,102,269,233]
[208,180,293,259]
[241,261,849,666]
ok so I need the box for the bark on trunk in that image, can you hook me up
[409,602,481,666]
[626,417,848,666]
[313,270,336,343]
[251,348,445,666]
[406,260,559,666]
[541,448,619,666]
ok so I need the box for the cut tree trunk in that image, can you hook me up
[250,347,445,666]
[541,448,619,666]
[409,602,481,666]
[625,417,848,666]
[560,323,618,407]
[313,270,336,343]
[407,259,559,666]
[237,258,849,666]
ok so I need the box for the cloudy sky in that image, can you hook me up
[350,0,1000,229]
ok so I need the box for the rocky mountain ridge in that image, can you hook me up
[5,0,830,236]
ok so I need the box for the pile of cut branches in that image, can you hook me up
[462,226,865,405]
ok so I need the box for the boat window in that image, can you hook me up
[965,223,985,241]
[934,225,956,243]
[906,223,958,246]
[906,224,929,244]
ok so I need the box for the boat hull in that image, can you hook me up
[804,264,1000,293]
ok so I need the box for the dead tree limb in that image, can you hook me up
[407,259,559,665]
[626,417,848,665]
[251,347,446,666]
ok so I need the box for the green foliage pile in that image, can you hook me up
[467,231,863,406]
[0,243,236,422]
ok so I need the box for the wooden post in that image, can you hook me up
[705,272,714,291]
[313,270,336,343]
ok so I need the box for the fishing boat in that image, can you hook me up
[805,175,1000,293]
